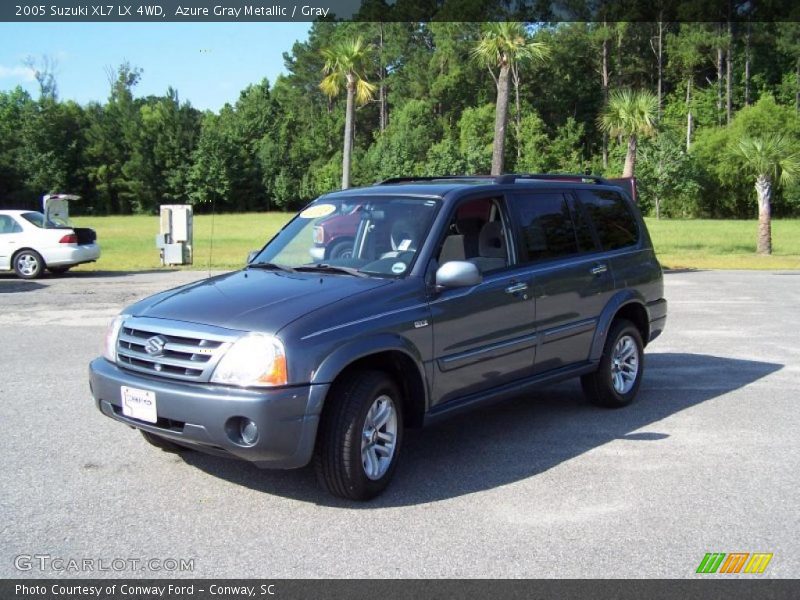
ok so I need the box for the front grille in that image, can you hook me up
[116,318,235,382]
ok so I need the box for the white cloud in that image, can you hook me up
[0,65,36,81]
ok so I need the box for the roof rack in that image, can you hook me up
[377,173,611,186]
[378,175,493,185]
[493,173,610,185]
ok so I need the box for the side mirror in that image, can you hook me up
[435,261,482,291]
[246,250,259,264]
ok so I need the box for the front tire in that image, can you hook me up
[581,318,644,408]
[314,370,403,500]
[13,249,44,279]
[327,239,354,260]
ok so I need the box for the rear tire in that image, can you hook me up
[314,370,403,501]
[139,430,188,453]
[581,319,644,408]
[13,249,44,279]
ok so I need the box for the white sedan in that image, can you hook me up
[0,210,101,279]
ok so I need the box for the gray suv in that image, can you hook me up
[89,174,667,500]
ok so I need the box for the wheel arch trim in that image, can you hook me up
[309,334,430,424]
[589,290,650,362]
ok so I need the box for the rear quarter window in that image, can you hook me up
[577,189,639,251]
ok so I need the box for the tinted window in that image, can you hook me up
[512,193,580,262]
[569,195,597,253]
[578,189,639,250]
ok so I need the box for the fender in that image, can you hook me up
[310,332,430,413]
[589,289,648,362]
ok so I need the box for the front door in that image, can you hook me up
[428,196,536,407]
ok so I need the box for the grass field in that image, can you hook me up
[71,213,800,272]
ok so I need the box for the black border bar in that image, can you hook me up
[2,579,800,600]
[2,0,800,23]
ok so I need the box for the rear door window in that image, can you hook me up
[509,192,587,263]
[0,215,22,234]
[577,189,640,251]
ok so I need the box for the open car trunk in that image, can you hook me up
[43,193,97,244]
[73,227,97,244]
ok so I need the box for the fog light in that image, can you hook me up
[240,418,258,445]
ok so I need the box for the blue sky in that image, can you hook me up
[0,23,311,111]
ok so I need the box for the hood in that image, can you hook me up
[127,269,393,333]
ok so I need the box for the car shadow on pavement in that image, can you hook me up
[181,352,782,507]
[56,269,182,278]
[0,269,182,284]
[0,279,47,293]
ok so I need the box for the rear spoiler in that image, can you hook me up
[607,177,638,204]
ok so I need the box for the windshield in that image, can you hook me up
[21,212,68,229]
[252,196,440,278]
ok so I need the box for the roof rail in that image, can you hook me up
[376,173,612,186]
[494,173,610,185]
[378,175,494,185]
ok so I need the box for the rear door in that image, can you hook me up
[507,190,614,374]
[0,215,24,270]
[428,195,536,406]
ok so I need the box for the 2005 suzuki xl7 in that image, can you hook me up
[89,174,667,500]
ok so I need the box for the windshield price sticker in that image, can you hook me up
[300,204,336,219]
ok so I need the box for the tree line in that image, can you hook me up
[2,20,800,226]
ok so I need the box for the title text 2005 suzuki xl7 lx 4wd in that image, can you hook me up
[89,174,667,500]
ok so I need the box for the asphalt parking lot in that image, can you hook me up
[0,268,798,578]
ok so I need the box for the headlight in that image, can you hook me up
[211,334,287,387]
[103,314,128,362]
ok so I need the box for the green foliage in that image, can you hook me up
[320,36,377,105]
[2,21,800,221]
[736,134,800,186]
[458,104,495,173]
[597,88,659,139]
[473,22,550,71]
[515,111,548,172]
[692,95,800,216]
[636,131,703,217]
[363,100,441,181]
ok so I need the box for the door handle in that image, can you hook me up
[590,264,608,276]
[505,282,528,294]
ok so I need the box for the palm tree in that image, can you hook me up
[736,134,800,255]
[320,37,376,189]
[597,89,659,178]
[473,23,549,175]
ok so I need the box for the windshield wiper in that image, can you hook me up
[294,264,368,278]
[247,262,296,273]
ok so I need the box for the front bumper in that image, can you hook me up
[309,245,325,262]
[89,358,328,469]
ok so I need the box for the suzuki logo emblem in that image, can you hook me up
[144,335,168,356]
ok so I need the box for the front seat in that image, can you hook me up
[382,217,420,259]
[469,221,507,273]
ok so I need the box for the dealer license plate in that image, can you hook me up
[121,386,158,423]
